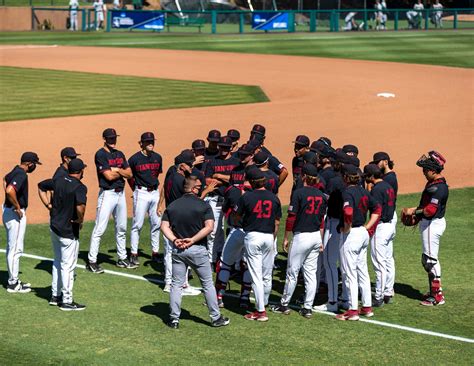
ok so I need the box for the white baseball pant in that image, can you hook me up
[420,217,446,278]
[385,211,397,296]
[50,230,80,304]
[130,188,161,255]
[370,221,395,300]
[281,231,321,309]
[323,217,344,303]
[2,206,26,286]
[244,231,274,312]
[88,189,128,262]
[339,227,372,310]
[204,195,224,263]
[70,11,78,31]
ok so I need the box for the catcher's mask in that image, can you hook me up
[416,151,446,173]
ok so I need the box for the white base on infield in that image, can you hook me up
[1,249,472,344]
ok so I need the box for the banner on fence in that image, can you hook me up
[111,10,165,30]
[252,12,289,31]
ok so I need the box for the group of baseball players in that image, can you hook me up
[2,124,449,327]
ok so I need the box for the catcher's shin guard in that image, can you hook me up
[431,279,444,303]
[240,260,252,303]
[215,260,232,297]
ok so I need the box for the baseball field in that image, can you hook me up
[0,29,473,364]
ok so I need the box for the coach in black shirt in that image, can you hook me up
[161,175,229,329]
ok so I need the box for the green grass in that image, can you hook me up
[1,30,473,68]
[0,0,86,5]
[0,188,473,364]
[0,66,268,122]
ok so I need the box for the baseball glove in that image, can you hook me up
[401,208,420,227]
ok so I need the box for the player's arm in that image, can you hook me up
[157,187,166,216]
[117,167,133,179]
[5,185,23,219]
[38,179,54,211]
[200,179,218,199]
[364,194,382,234]
[278,167,288,186]
[212,173,230,183]
[181,219,214,249]
[274,197,282,240]
[342,192,353,234]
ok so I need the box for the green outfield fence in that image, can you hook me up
[29,7,474,33]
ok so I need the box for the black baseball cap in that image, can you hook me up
[192,139,206,151]
[343,164,359,176]
[335,150,351,164]
[319,137,332,147]
[254,151,269,166]
[363,163,381,178]
[227,129,240,142]
[21,152,42,165]
[372,151,391,163]
[343,144,359,155]
[302,163,318,177]
[248,137,262,150]
[293,135,310,148]
[140,132,155,142]
[207,130,221,142]
[102,128,119,138]
[68,158,87,173]
[60,147,80,159]
[238,143,254,157]
[303,151,318,165]
[251,124,266,136]
[349,156,360,168]
[310,140,325,153]
[246,167,264,180]
[176,149,195,166]
[218,136,233,149]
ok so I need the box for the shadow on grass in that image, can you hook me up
[33,285,52,304]
[34,260,52,275]
[78,250,115,266]
[0,270,8,289]
[394,282,424,301]
[140,301,211,327]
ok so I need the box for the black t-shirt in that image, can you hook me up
[342,185,378,227]
[164,166,185,206]
[162,193,214,246]
[223,185,243,228]
[289,186,327,233]
[95,147,129,190]
[370,180,396,223]
[236,189,282,233]
[229,163,247,186]
[326,173,345,219]
[262,169,279,195]
[4,166,28,209]
[53,165,68,180]
[268,155,285,176]
[418,178,449,219]
[292,156,304,181]
[205,156,240,196]
[383,171,398,207]
[319,166,337,184]
[38,166,68,193]
[50,175,87,240]
[128,151,163,189]
[292,174,326,195]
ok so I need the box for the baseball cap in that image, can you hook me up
[248,137,262,150]
[21,152,42,165]
[218,136,233,148]
[68,158,87,173]
[246,167,264,180]
[207,130,221,142]
[363,163,381,178]
[176,149,195,166]
[348,156,360,168]
[302,163,319,177]
[318,137,332,147]
[343,164,359,176]
[293,135,310,148]
[310,140,325,154]
[251,124,266,136]
[140,132,155,142]
[343,144,359,155]
[335,150,352,164]
[227,129,240,142]
[254,151,269,166]
[303,151,318,165]
[372,152,391,163]
[238,143,254,157]
[192,139,206,151]
[102,128,119,138]
[60,147,80,159]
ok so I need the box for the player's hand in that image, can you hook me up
[206,180,219,191]
[174,239,185,248]
[111,167,119,172]
[404,207,416,216]
[14,208,23,219]
[283,238,289,253]
[194,155,205,166]
[319,245,324,253]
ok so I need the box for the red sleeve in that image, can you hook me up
[285,212,296,232]
[343,206,353,226]
[423,203,438,218]
[373,203,382,216]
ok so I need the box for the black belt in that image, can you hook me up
[137,185,158,192]
[103,187,124,193]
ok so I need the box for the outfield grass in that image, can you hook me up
[1,30,473,68]
[0,66,268,122]
[0,188,473,364]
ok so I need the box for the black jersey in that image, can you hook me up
[204,148,219,166]
[53,165,68,180]
[205,156,240,196]
[370,180,396,223]
[229,163,247,186]
[236,189,282,233]
[268,155,285,176]
[163,166,185,206]
[418,178,449,219]
[292,156,304,181]
[262,169,279,195]
[383,171,398,199]
[342,185,379,227]
[4,166,28,209]
[50,175,87,240]
[326,173,345,219]
[319,166,337,184]
[38,165,68,193]
[288,186,327,233]
[128,151,163,189]
[223,186,243,228]
[95,147,129,190]
[292,174,326,195]
[162,193,214,247]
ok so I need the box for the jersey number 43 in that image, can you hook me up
[253,200,273,219]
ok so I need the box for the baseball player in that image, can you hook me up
[227,129,240,155]
[291,135,310,191]
[38,159,88,310]
[204,130,221,166]
[363,164,396,307]
[407,0,424,29]
[402,151,448,306]
[2,152,41,293]
[431,0,443,28]
[336,164,381,321]
[372,151,398,303]
[374,0,387,30]
[161,175,230,329]
[292,152,326,193]
[271,164,327,319]
[92,0,106,30]
[87,128,134,273]
[253,151,279,195]
[235,168,282,322]
[128,132,163,267]
[69,0,79,31]
[229,143,255,186]
[343,12,364,31]
[204,136,240,265]
[191,139,206,172]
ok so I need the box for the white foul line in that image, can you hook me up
[1,249,473,344]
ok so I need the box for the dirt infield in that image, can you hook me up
[0,46,472,223]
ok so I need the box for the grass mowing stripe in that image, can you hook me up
[0,66,268,122]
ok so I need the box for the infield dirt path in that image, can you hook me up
[0,46,472,223]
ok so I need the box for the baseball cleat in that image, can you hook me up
[372,298,385,308]
[182,286,201,296]
[244,311,269,322]
[359,307,374,317]
[335,310,360,321]
[116,258,137,269]
[313,302,338,313]
[59,301,86,311]
[151,252,163,264]
[163,284,171,293]
[167,319,179,329]
[7,281,31,293]
[129,255,140,267]
[86,262,104,274]
[239,299,251,309]
[211,316,230,328]
[420,296,445,306]
[49,295,63,306]
[338,300,350,311]
[299,308,313,319]
[270,304,290,315]
[383,296,393,304]
[217,297,225,308]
